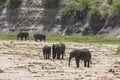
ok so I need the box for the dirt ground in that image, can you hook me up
[0,40,120,80]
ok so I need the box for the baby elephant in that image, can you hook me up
[69,48,91,68]
[43,45,51,59]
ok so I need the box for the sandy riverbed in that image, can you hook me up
[0,40,120,80]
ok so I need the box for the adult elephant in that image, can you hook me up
[43,45,51,59]
[17,32,29,40]
[34,33,46,41]
[68,48,91,68]
[52,43,66,59]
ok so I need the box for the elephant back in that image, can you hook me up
[34,33,46,41]
[52,43,65,53]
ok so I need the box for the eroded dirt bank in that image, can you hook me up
[0,40,120,80]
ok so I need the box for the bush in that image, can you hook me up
[116,46,120,55]
[107,0,113,5]
[112,0,120,12]
[60,2,77,23]
[42,0,59,9]
[88,7,101,17]
[5,0,22,10]
[82,24,90,35]
[76,0,90,11]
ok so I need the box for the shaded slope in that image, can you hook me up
[97,12,120,39]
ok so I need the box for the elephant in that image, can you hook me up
[68,48,91,68]
[34,33,46,41]
[43,45,51,59]
[52,43,66,59]
[17,32,29,40]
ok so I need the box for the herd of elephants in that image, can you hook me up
[17,32,91,68]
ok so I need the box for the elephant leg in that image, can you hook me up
[53,53,56,59]
[47,54,49,59]
[43,54,45,59]
[57,53,60,59]
[46,54,48,59]
[84,61,87,67]
[62,54,64,59]
[48,53,50,59]
[75,58,80,68]
[35,38,37,41]
[21,37,23,40]
[40,39,42,41]
[49,53,51,58]
[48,54,50,59]
[87,61,90,67]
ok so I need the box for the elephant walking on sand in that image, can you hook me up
[52,43,66,59]
[17,32,29,40]
[43,45,51,59]
[34,33,46,41]
[69,48,91,68]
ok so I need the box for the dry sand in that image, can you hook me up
[0,40,120,80]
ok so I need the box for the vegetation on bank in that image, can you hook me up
[0,35,120,44]
[60,0,120,23]
[5,0,22,10]
[60,2,77,23]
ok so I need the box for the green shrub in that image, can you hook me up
[116,46,120,55]
[42,0,59,9]
[5,0,22,10]
[60,2,77,23]
[88,7,101,17]
[112,0,120,12]
[107,0,113,5]
[108,0,120,13]
[76,0,90,11]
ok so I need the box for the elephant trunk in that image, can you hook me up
[69,51,74,66]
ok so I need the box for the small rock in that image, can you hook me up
[0,69,4,73]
